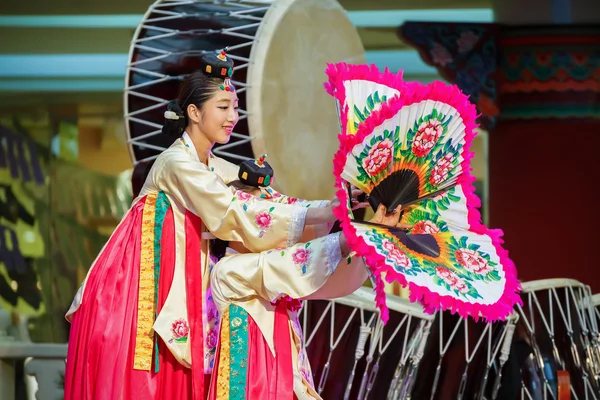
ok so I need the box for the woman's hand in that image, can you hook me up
[339,204,412,258]
[369,204,412,230]
[328,188,369,211]
[349,188,370,211]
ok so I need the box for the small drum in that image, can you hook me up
[125,0,366,200]
[586,292,600,390]
[301,287,435,400]
[516,279,600,400]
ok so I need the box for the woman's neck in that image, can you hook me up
[186,128,213,164]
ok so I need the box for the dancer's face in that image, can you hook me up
[189,90,239,145]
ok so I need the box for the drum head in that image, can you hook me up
[247,0,365,200]
[125,1,272,165]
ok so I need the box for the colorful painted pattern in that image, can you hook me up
[152,191,170,372]
[357,224,503,299]
[228,304,249,400]
[399,22,499,128]
[351,107,462,198]
[133,191,171,371]
[326,63,520,322]
[216,308,231,399]
[133,192,157,371]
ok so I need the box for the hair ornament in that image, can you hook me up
[238,155,274,187]
[256,154,268,167]
[161,100,186,137]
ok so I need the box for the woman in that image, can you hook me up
[196,156,367,399]
[64,49,344,400]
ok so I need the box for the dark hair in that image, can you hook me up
[162,72,225,137]
[162,48,236,137]
[228,179,260,193]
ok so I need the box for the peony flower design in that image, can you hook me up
[429,154,455,187]
[412,119,444,157]
[411,220,441,235]
[292,248,311,274]
[430,42,452,66]
[362,139,393,176]
[256,210,274,238]
[435,266,469,294]
[457,31,479,54]
[205,293,219,322]
[455,248,492,275]
[235,190,254,202]
[382,239,412,270]
[205,328,218,349]
[171,319,189,343]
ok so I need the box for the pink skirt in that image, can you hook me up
[64,196,207,399]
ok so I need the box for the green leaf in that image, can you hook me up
[280,250,285,256]
[367,94,375,110]
[269,206,275,212]
[305,242,312,248]
[231,196,236,202]
[373,91,381,103]
[354,105,366,122]
[460,236,468,248]
[448,193,461,202]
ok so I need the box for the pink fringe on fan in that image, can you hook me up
[329,68,521,324]
[323,63,405,138]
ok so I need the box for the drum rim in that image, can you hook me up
[124,0,276,165]
[245,0,293,158]
[520,278,587,293]
[124,0,162,165]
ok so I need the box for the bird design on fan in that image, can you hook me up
[326,63,521,323]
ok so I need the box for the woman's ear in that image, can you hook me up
[187,103,201,124]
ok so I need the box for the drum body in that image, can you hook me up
[125,0,365,200]
[301,287,435,400]
[517,279,600,399]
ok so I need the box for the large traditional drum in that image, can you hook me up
[516,279,600,399]
[125,0,366,200]
[301,287,521,400]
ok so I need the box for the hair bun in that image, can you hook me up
[162,100,187,137]
[200,48,235,79]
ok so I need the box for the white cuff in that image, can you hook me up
[324,232,343,276]
[287,206,308,247]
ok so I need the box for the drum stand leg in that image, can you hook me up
[362,355,381,400]
[429,358,444,400]
[344,325,372,400]
[456,363,470,400]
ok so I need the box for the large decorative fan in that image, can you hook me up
[325,63,521,323]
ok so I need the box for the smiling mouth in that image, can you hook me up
[223,126,233,133]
